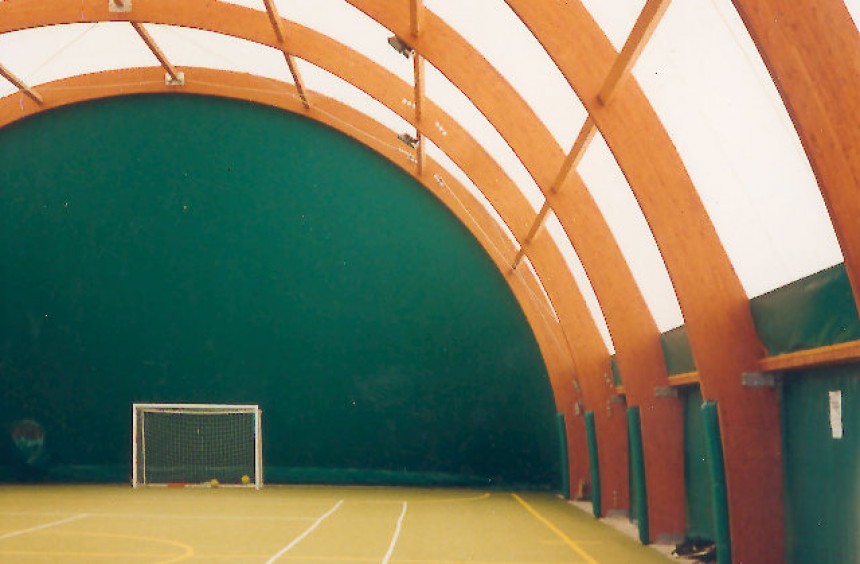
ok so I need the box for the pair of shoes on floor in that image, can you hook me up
[672,538,717,561]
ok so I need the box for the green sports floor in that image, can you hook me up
[0,485,670,563]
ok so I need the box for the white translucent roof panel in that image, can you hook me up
[279,0,414,85]
[846,0,860,30]
[295,58,412,148]
[544,211,614,353]
[578,0,646,51]
[424,62,543,211]
[578,131,684,332]
[144,25,293,83]
[425,138,519,248]
[426,0,587,150]
[0,23,155,90]
[0,77,13,99]
[633,0,843,298]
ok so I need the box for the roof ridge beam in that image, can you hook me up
[130,22,182,84]
[410,0,426,175]
[413,54,426,176]
[598,0,670,105]
[0,62,43,104]
[409,0,424,38]
[262,0,309,109]
[512,116,598,270]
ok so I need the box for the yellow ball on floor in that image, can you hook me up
[241,474,251,485]
[210,478,219,487]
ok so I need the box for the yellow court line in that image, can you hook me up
[50,530,195,564]
[511,493,598,564]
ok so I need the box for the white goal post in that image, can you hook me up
[132,403,262,489]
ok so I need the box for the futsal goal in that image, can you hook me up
[132,403,262,489]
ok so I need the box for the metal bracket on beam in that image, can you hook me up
[109,0,132,13]
[654,386,678,398]
[166,72,185,86]
[741,372,776,388]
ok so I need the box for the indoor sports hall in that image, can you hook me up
[0,1,858,563]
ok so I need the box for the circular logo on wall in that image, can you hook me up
[10,419,46,466]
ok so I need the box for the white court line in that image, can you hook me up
[382,501,407,564]
[0,511,313,522]
[265,500,343,563]
[0,513,88,541]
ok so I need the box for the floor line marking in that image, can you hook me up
[382,501,408,564]
[0,513,88,542]
[511,494,598,564]
[265,500,344,563]
[0,510,315,522]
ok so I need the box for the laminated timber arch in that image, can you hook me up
[0,0,642,520]
[8,1,853,558]
[504,2,860,560]
[502,2,782,559]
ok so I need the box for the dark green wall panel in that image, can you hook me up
[701,401,730,564]
[682,386,715,541]
[627,407,649,544]
[751,263,860,355]
[585,411,601,517]
[610,355,622,386]
[0,95,558,488]
[782,366,860,563]
[660,326,696,376]
[750,262,860,562]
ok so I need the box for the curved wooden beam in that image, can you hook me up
[346,0,701,515]
[506,1,782,558]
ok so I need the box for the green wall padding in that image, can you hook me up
[0,95,559,488]
[782,365,860,563]
[626,407,649,544]
[557,412,570,499]
[702,401,731,564]
[660,326,696,375]
[751,263,860,355]
[610,355,622,386]
[682,386,715,541]
[585,410,601,517]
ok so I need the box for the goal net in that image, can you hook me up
[132,403,262,488]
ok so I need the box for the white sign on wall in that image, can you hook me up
[829,390,843,439]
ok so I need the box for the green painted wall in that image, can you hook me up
[682,386,715,541]
[0,95,559,488]
[781,365,859,563]
[751,265,860,562]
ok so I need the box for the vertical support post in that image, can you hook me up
[557,412,570,499]
[140,408,147,486]
[585,410,601,517]
[702,401,731,564]
[131,404,139,487]
[255,407,263,489]
[627,406,649,544]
